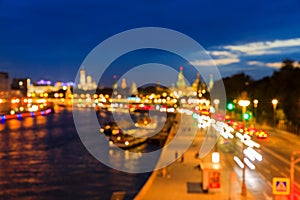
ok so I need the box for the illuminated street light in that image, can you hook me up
[290,150,300,200]
[253,99,258,108]
[241,137,247,196]
[272,99,278,126]
[253,99,258,123]
[234,133,262,197]
[213,98,220,152]
[238,99,250,122]
[238,100,250,107]
[212,152,220,163]
[239,133,259,196]
[213,99,220,112]
[272,99,278,108]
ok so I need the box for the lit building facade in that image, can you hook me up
[172,66,199,98]
[0,72,10,97]
[11,78,28,97]
[77,68,97,91]
[0,72,11,114]
[27,79,75,97]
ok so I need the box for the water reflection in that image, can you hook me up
[108,144,148,172]
[7,119,21,130]
[22,117,34,128]
[0,124,4,132]
[0,109,152,200]
[36,115,47,125]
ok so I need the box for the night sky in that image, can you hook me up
[1,0,300,86]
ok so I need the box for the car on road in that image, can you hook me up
[244,126,258,136]
[256,130,268,139]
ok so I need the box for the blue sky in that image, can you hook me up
[1,0,300,86]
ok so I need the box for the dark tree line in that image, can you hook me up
[222,59,300,126]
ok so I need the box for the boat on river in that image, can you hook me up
[108,135,148,149]
[0,108,53,121]
[100,118,157,149]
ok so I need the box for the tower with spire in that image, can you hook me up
[79,68,86,88]
[121,78,127,89]
[192,73,201,93]
[172,66,210,98]
[77,67,97,91]
[177,66,186,89]
[208,74,214,92]
[130,82,138,96]
[112,75,118,90]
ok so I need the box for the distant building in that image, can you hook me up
[172,66,196,98]
[11,78,28,97]
[129,82,138,96]
[27,79,54,96]
[112,75,118,90]
[121,78,127,89]
[192,73,201,93]
[176,66,187,89]
[77,68,97,91]
[27,79,75,97]
[0,72,11,114]
[172,66,208,99]
[0,72,10,97]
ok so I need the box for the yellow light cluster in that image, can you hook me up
[11,98,20,104]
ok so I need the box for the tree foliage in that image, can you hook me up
[223,59,300,124]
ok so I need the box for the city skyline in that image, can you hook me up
[2,1,300,199]
[1,1,300,84]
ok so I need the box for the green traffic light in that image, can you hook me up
[243,113,250,120]
[192,113,198,119]
[227,103,234,111]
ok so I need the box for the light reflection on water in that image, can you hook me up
[0,108,156,200]
[22,117,34,128]
[7,119,21,130]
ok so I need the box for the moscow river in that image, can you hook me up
[0,107,160,200]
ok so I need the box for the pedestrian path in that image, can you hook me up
[135,114,254,200]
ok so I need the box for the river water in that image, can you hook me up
[0,107,161,200]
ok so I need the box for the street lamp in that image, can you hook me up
[212,152,220,163]
[213,99,220,152]
[253,99,258,108]
[253,99,258,123]
[241,137,247,196]
[234,132,261,197]
[272,99,278,126]
[238,99,250,197]
[290,150,300,200]
[213,98,220,112]
[238,100,250,122]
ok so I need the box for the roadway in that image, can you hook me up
[218,125,300,200]
[135,114,256,200]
